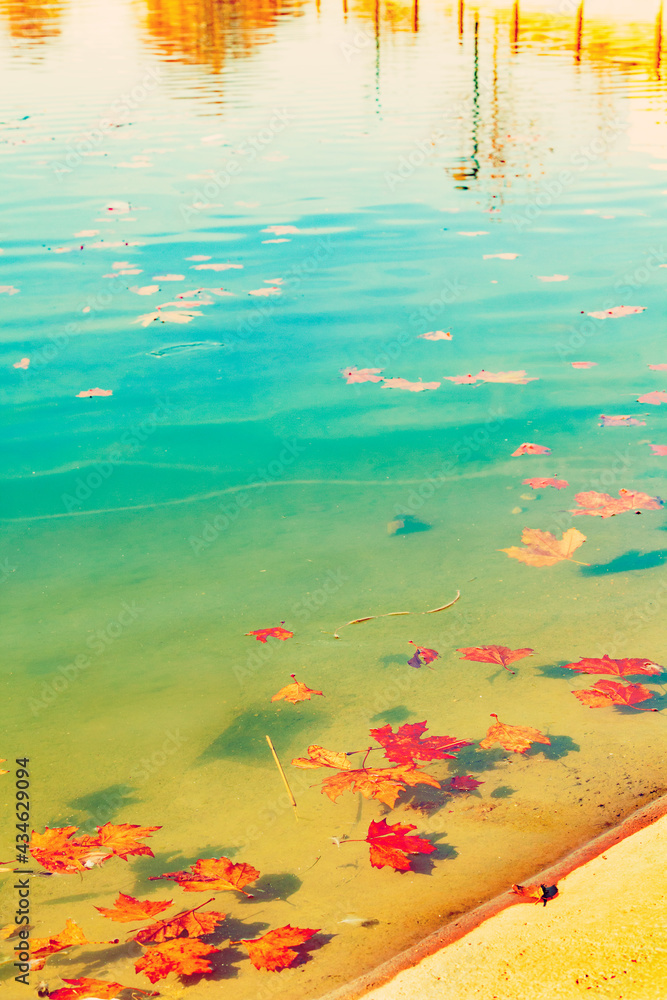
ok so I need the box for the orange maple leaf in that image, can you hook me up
[479,713,551,754]
[149,856,260,896]
[31,919,88,970]
[572,679,655,709]
[134,898,225,945]
[80,822,161,862]
[365,818,435,871]
[95,892,173,923]
[321,764,440,808]
[29,827,89,873]
[500,527,587,567]
[48,979,127,1000]
[271,674,324,704]
[562,655,662,677]
[135,937,218,983]
[291,745,352,769]
[239,925,319,971]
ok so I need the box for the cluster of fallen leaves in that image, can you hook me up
[22,833,320,989]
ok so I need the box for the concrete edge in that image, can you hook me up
[315,793,667,1000]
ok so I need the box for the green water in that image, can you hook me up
[1,0,667,996]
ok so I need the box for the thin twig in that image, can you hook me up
[266,735,298,821]
[332,590,461,638]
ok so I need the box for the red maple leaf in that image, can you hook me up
[370,721,472,764]
[135,937,218,983]
[407,641,439,668]
[522,477,568,490]
[569,489,663,518]
[457,645,533,674]
[95,892,173,922]
[149,856,260,896]
[562,655,662,677]
[365,818,435,871]
[511,443,551,456]
[49,980,157,1000]
[572,679,655,709]
[649,444,667,456]
[446,775,484,792]
[134,899,225,944]
[245,626,293,643]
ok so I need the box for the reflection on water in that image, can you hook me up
[0,0,65,43]
[1,0,667,997]
[140,0,307,71]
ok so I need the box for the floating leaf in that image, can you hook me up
[271,675,323,704]
[30,827,90,873]
[638,390,667,405]
[522,477,568,489]
[569,489,663,518]
[238,925,318,971]
[511,443,551,456]
[365,818,435,871]
[483,253,519,259]
[381,378,441,392]
[479,714,551,754]
[321,764,440,808]
[81,822,161,862]
[134,901,225,945]
[76,387,112,398]
[31,920,88,970]
[13,357,29,369]
[135,938,218,983]
[561,655,662,677]
[95,892,172,923]
[648,363,667,371]
[370,721,471,764]
[291,745,352,770]
[572,679,655,709]
[649,444,667,456]
[341,366,384,384]
[48,978,154,1000]
[418,330,452,340]
[537,274,569,281]
[571,361,597,368]
[501,527,587,567]
[457,645,533,674]
[245,626,293,643]
[149,856,259,896]
[599,414,646,427]
[587,305,645,319]
[407,642,439,668]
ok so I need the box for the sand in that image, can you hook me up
[319,797,667,1000]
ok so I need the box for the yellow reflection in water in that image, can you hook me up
[0,0,66,42]
[139,0,306,71]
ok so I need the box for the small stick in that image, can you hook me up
[332,591,461,638]
[266,735,298,821]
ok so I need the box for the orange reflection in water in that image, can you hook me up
[0,0,66,42]
[139,0,306,72]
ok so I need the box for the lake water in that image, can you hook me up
[1,0,667,996]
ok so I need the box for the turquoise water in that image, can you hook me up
[1,0,667,996]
